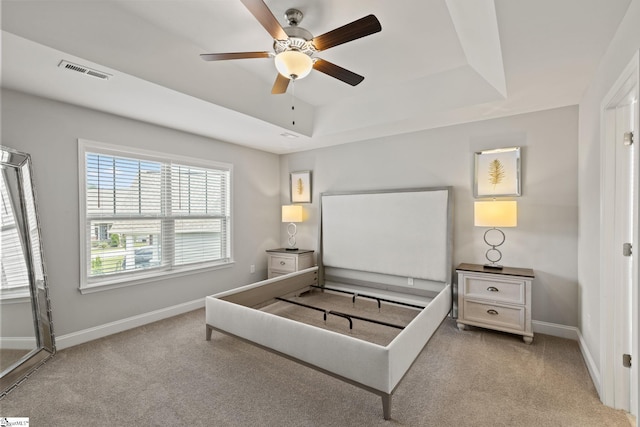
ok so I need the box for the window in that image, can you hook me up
[1,168,30,298]
[1,156,43,300]
[79,140,232,290]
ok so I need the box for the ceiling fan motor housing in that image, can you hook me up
[274,26,315,56]
[273,8,315,58]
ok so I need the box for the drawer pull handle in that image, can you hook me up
[487,286,499,292]
[487,309,499,315]
[280,261,286,265]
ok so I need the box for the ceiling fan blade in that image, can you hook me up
[313,59,365,86]
[240,0,288,41]
[271,73,290,94]
[312,15,381,51]
[200,52,271,61]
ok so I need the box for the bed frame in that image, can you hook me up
[206,187,453,419]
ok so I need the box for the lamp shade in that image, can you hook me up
[474,201,517,227]
[282,205,303,223]
[274,51,313,80]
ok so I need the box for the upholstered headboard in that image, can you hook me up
[320,187,453,291]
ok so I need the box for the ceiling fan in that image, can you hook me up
[200,0,382,94]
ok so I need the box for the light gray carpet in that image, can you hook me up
[0,305,631,426]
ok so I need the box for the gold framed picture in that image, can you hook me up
[474,147,521,197]
[290,170,312,203]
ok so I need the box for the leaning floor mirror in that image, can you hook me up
[0,145,55,397]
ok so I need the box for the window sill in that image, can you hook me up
[78,261,234,294]
[0,290,31,304]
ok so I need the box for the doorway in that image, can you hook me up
[600,51,639,416]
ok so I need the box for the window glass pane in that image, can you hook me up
[1,170,29,290]
[86,153,162,217]
[208,170,229,216]
[90,220,161,276]
[171,165,228,216]
[174,219,226,265]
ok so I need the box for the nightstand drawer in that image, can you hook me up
[463,300,525,332]
[269,255,296,273]
[266,249,315,279]
[463,277,525,304]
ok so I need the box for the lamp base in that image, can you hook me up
[483,228,505,270]
[286,222,298,251]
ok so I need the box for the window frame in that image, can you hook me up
[78,139,233,293]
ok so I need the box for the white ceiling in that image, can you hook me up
[0,0,632,154]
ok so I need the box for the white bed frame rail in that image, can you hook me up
[206,186,454,420]
[206,268,451,419]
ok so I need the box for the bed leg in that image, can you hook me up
[206,325,213,341]
[382,394,392,420]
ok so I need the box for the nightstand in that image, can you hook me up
[266,248,314,279]
[456,263,534,344]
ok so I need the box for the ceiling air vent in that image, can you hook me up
[280,132,299,138]
[58,60,112,81]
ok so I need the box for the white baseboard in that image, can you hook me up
[532,320,579,340]
[53,303,605,398]
[0,337,37,350]
[56,298,205,350]
[577,329,602,397]
[532,320,601,397]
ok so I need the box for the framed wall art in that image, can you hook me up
[474,147,521,197]
[290,170,312,203]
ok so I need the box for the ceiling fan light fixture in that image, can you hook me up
[275,50,313,80]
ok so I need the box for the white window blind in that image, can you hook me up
[80,140,232,289]
[1,162,44,300]
[1,168,30,295]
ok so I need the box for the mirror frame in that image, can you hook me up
[0,145,55,397]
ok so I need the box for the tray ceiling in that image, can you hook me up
[0,0,631,153]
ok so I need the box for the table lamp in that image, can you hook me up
[474,200,517,269]
[282,205,303,250]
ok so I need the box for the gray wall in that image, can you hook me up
[281,106,579,327]
[1,88,281,337]
[578,0,640,369]
[0,302,35,338]
[0,88,581,337]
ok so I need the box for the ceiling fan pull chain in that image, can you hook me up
[291,78,296,126]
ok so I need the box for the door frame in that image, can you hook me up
[600,50,639,415]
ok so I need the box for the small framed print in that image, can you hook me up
[290,170,312,203]
[474,147,521,197]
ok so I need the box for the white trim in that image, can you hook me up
[599,50,639,412]
[78,261,233,294]
[579,327,603,397]
[77,138,234,291]
[55,298,205,350]
[49,301,603,397]
[78,138,233,171]
[531,321,601,396]
[0,294,31,304]
[532,320,579,340]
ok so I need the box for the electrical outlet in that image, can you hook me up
[407,277,414,286]
[250,264,255,274]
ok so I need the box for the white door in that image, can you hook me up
[600,52,639,416]
[612,96,634,412]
